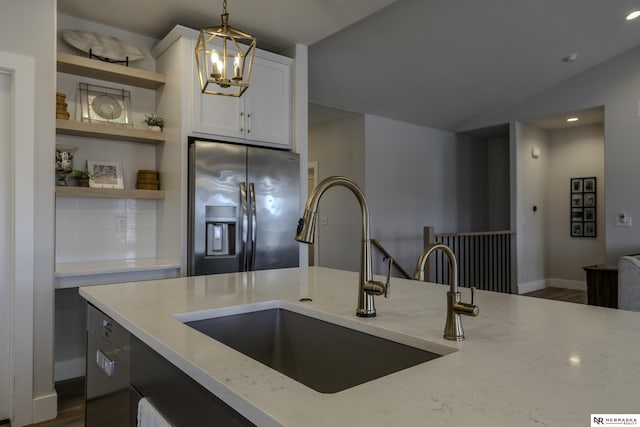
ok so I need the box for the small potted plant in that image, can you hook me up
[143,114,165,131]
[68,169,92,187]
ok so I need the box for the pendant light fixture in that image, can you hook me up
[195,0,256,97]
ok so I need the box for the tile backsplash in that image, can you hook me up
[56,197,157,263]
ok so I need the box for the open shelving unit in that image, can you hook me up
[56,119,165,144]
[57,52,165,89]
[56,53,166,200]
[55,185,165,200]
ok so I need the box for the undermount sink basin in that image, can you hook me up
[176,301,454,393]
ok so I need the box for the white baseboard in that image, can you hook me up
[31,392,57,424]
[54,357,85,382]
[517,278,587,294]
[548,278,587,291]
[517,279,548,294]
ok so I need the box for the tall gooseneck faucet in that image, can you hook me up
[414,243,479,340]
[296,176,390,317]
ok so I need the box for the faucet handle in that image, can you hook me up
[363,257,393,297]
[453,286,479,317]
[383,256,392,298]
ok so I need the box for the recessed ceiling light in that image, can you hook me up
[626,10,640,20]
[562,53,578,63]
[567,117,579,122]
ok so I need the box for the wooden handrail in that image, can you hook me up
[371,239,413,280]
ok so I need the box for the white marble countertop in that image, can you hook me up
[55,258,180,277]
[55,258,180,289]
[79,267,640,426]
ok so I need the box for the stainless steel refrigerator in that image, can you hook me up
[188,139,300,276]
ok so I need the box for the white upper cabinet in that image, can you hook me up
[192,52,292,148]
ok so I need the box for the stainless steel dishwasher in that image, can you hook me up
[86,304,139,427]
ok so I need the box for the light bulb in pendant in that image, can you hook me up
[233,53,241,80]
[211,50,222,78]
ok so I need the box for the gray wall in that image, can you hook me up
[516,122,605,290]
[309,114,365,272]
[364,115,459,274]
[487,137,511,231]
[517,123,549,285]
[461,44,640,264]
[546,124,605,282]
[309,113,511,277]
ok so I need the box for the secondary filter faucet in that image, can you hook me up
[414,243,479,341]
[296,176,390,317]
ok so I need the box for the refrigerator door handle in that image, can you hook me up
[240,182,248,272]
[249,182,257,271]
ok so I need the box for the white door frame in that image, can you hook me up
[0,60,10,424]
[0,51,35,427]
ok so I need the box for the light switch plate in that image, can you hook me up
[616,213,632,227]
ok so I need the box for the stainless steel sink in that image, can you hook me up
[177,301,453,393]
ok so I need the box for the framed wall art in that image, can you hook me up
[88,160,124,189]
[78,83,133,127]
[570,177,596,238]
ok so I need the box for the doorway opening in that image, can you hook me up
[520,106,605,294]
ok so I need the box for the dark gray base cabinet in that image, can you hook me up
[130,336,254,426]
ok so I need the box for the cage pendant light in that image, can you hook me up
[195,0,256,97]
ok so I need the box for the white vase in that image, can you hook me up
[148,125,162,132]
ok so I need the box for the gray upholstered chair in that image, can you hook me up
[618,255,640,311]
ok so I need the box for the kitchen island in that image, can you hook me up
[79,267,640,426]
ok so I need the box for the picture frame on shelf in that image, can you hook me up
[78,82,133,127]
[88,160,124,189]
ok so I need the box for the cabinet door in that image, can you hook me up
[192,68,244,139]
[245,57,291,147]
[131,336,254,426]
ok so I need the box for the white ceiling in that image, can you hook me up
[57,0,399,53]
[309,0,640,131]
[59,0,640,132]
[525,106,604,131]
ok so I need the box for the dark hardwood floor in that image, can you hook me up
[522,286,587,304]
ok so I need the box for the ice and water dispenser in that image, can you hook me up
[205,205,236,257]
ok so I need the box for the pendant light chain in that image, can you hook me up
[221,0,229,27]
